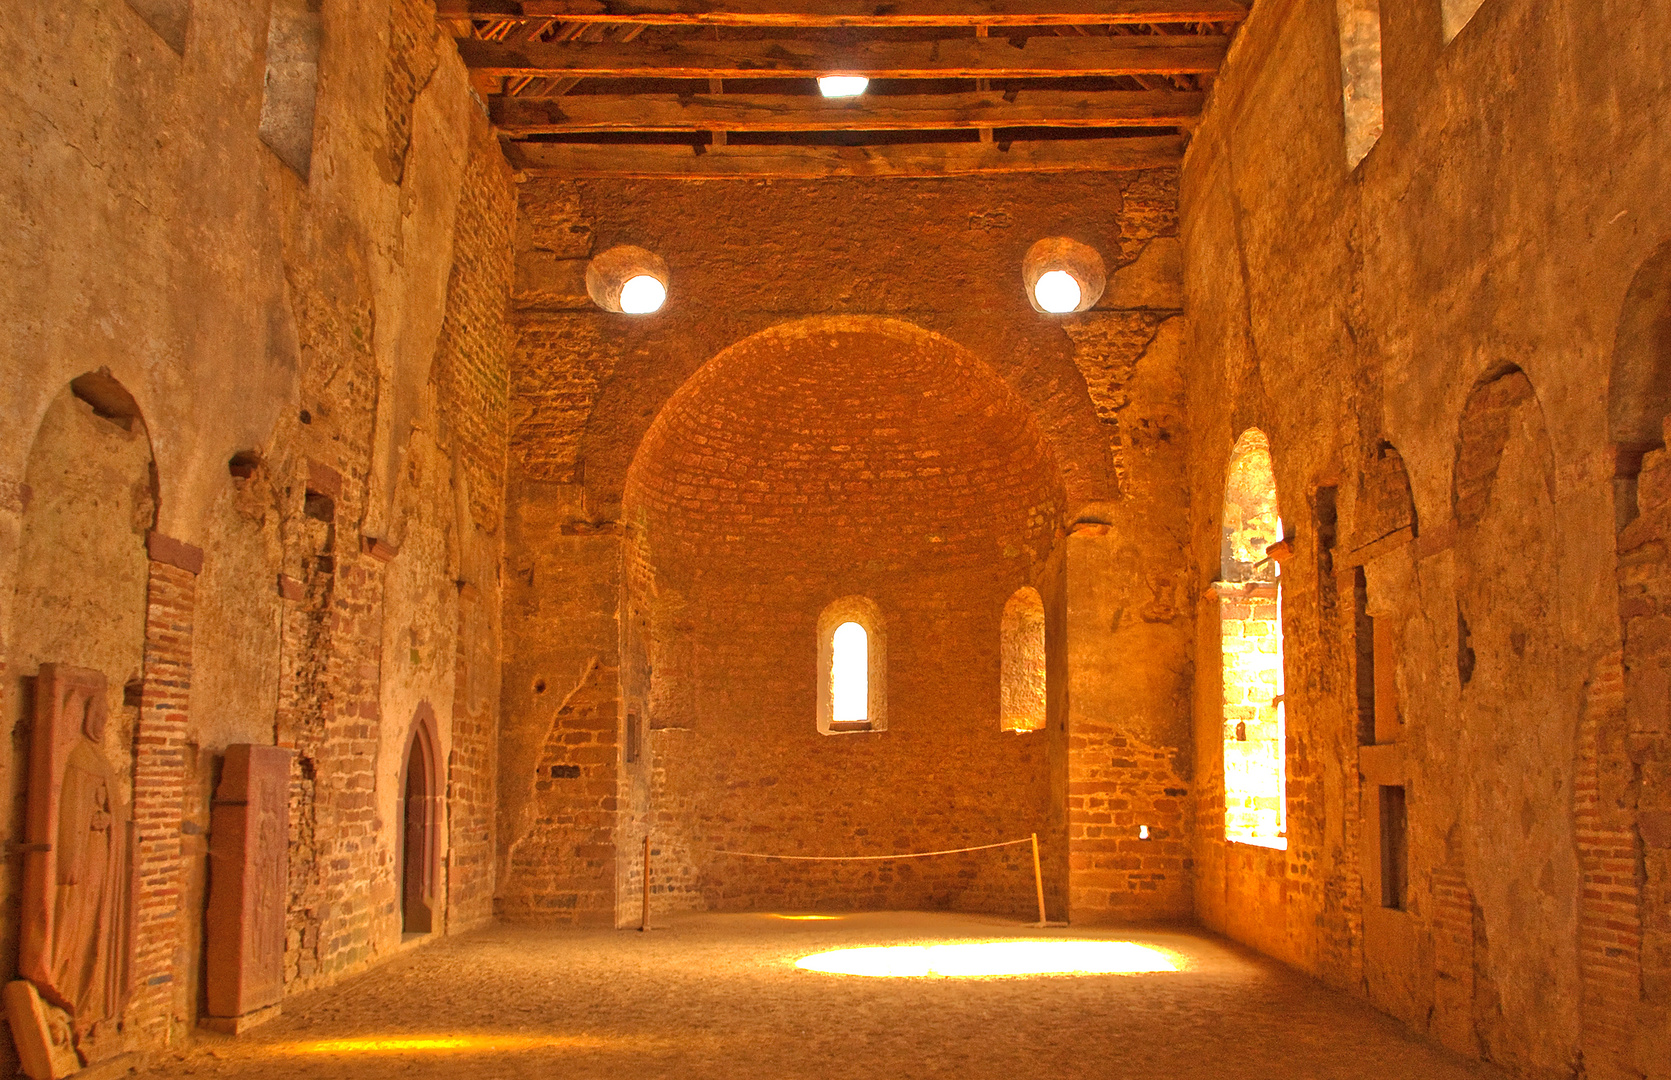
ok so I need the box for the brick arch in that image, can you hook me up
[1450,365,1581,1071]
[625,315,1068,584]
[620,314,1066,915]
[1596,239,1671,1077]
[579,314,1111,525]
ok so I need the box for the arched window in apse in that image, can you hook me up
[831,621,869,724]
[818,596,886,734]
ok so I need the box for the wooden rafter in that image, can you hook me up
[492,89,1205,132]
[508,134,1185,176]
[439,0,1248,26]
[457,34,1229,78]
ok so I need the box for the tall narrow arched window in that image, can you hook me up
[818,597,887,734]
[1000,586,1046,732]
[1218,429,1287,849]
[831,622,868,723]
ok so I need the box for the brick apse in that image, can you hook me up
[1,0,1669,1077]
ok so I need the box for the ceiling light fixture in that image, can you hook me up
[818,75,869,98]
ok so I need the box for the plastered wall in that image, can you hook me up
[1,0,513,1063]
[1180,0,1671,1075]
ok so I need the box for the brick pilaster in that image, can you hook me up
[1574,649,1643,1080]
[129,537,200,1040]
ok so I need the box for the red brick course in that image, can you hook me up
[130,559,197,1041]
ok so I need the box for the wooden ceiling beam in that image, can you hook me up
[441,1,1249,26]
[492,89,1204,132]
[458,34,1229,77]
[506,134,1184,177]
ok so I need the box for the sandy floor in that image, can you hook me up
[137,912,1504,1080]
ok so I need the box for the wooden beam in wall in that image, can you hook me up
[508,134,1185,177]
[492,89,1205,132]
[457,34,1229,78]
[440,0,1250,26]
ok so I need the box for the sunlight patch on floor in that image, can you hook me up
[796,941,1182,978]
[280,1034,613,1054]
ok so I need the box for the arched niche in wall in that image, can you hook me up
[1451,365,1580,1070]
[1217,428,1286,849]
[1347,440,1417,751]
[8,372,154,1055]
[398,703,444,936]
[1602,240,1671,1063]
[1353,440,1418,550]
[999,586,1046,733]
[1608,239,1671,532]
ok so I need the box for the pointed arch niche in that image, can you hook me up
[398,704,444,936]
[1216,429,1287,849]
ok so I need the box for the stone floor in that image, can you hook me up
[138,912,1503,1080]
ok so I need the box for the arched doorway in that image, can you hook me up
[398,708,440,936]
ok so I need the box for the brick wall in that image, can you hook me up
[130,551,198,1041]
[382,0,440,183]
[433,113,515,932]
[621,319,1065,916]
[1609,421,1671,1078]
[1066,721,1192,918]
[501,169,1193,926]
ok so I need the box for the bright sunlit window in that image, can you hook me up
[817,596,885,734]
[1032,269,1082,314]
[1219,428,1288,850]
[818,75,869,98]
[831,621,868,723]
[619,274,666,314]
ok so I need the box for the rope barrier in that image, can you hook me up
[701,836,1034,862]
[639,832,1053,927]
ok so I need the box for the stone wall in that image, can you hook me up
[1181,0,1671,1074]
[0,0,512,1064]
[499,173,1197,926]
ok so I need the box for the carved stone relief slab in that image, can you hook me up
[2,979,80,1079]
[18,664,133,1057]
[204,744,293,1028]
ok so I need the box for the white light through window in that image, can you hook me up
[831,621,868,722]
[818,76,869,98]
[619,275,666,314]
[1033,270,1082,313]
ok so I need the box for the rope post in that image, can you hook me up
[1031,832,1047,927]
[640,834,651,932]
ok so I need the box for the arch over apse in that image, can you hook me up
[618,316,1067,912]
